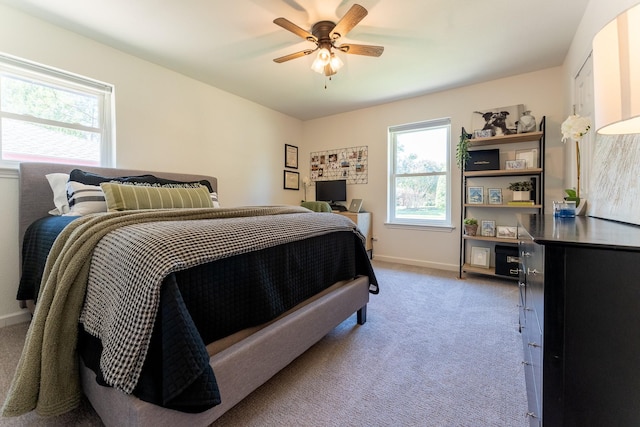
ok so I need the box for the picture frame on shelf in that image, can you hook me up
[488,188,503,205]
[283,170,299,190]
[468,186,484,204]
[471,104,524,137]
[470,246,491,268]
[473,129,493,139]
[285,144,298,169]
[496,225,518,239]
[515,148,538,169]
[505,159,526,170]
[481,220,496,237]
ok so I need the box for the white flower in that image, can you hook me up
[561,115,591,142]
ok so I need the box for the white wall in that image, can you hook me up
[0,4,304,323]
[302,67,565,270]
[1,0,632,322]
[561,0,640,193]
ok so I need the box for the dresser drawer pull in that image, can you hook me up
[521,360,531,366]
[518,282,525,288]
[527,268,539,275]
[528,341,540,348]
[510,268,520,275]
[526,411,538,419]
[521,251,531,257]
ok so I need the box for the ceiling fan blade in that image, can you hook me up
[273,49,315,63]
[330,4,368,39]
[273,17,317,42]
[337,43,384,57]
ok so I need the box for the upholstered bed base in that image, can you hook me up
[19,162,371,425]
[81,276,369,426]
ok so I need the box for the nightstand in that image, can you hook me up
[334,211,372,258]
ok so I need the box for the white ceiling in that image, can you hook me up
[1,0,590,121]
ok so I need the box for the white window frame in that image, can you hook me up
[0,53,115,169]
[387,118,452,228]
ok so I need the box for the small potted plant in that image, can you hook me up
[508,181,533,201]
[463,217,478,236]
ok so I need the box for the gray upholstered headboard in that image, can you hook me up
[18,162,218,248]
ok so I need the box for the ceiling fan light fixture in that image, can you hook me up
[330,52,344,72]
[311,56,326,74]
[317,47,331,64]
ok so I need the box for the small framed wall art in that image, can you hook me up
[496,225,518,239]
[470,246,491,268]
[284,170,299,190]
[488,188,503,205]
[285,144,298,169]
[468,186,484,204]
[505,159,526,170]
[515,148,538,169]
[481,220,496,237]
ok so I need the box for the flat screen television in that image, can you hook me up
[315,180,347,207]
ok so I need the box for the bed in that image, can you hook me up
[3,162,378,426]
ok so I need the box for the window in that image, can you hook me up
[388,118,451,227]
[0,53,114,168]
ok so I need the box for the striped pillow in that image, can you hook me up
[66,181,107,216]
[100,182,213,211]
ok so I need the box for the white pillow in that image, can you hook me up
[46,173,70,215]
[210,191,220,208]
[65,181,107,216]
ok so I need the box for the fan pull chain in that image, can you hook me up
[324,76,333,90]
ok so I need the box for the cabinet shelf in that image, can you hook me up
[464,204,542,209]
[463,235,519,243]
[459,116,545,280]
[461,263,518,280]
[468,131,543,147]
[464,168,542,178]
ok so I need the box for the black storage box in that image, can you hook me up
[495,245,520,277]
[466,149,500,171]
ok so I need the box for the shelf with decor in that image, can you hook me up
[458,116,545,280]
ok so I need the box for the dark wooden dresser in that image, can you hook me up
[517,214,640,426]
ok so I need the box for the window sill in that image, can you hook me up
[384,222,455,232]
[0,166,19,179]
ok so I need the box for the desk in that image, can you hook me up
[334,211,372,257]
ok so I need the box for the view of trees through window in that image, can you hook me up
[0,56,112,166]
[389,120,450,226]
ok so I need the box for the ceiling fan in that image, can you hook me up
[273,3,384,77]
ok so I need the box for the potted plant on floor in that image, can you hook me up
[463,217,478,236]
[508,181,533,201]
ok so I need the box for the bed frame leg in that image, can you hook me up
[357,304,367,325]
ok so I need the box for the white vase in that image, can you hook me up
[513,191,530,201]
[576,199,587,216]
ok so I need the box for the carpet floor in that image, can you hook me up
[0,261,528,426]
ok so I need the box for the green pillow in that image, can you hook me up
[100,182,213,211]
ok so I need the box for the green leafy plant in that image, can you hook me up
[508,181,533,192]
[463,217,478,225]
[564,188,581,208]
[456,128,472,170]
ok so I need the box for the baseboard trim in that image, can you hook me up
[372,255,458,271]
[0,310,31,328]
